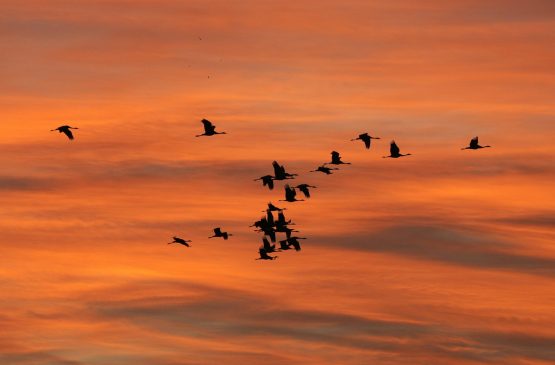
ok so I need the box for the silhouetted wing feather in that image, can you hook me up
[62,128,74,140]
[390,141,400,156]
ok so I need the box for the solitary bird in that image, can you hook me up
[351,133,380,149]
[326,151,351,165]
[168,236,192,247]
[196,119,226,137]
[462,136,491,150]
[272,161,297,180]
[254,175,274,190]
[383,140,412,158]
[295,184,317,198]
[280,184,304,202]
[310,165,338,175]
[256,248,277,260]
[51,125,78,140]
[208,227,232,240]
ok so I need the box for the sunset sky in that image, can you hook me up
[1,1,555,364]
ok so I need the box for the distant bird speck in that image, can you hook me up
[310,165,338,174]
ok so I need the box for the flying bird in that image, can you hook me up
[196,119,227,137]
[295,184,317,198]
[208,227,232,240]
[256,247,277,260]
[168,236,191,247]
[285,236,306,251]
[351,133,380,149]
[262,237,277,253]
[383,140,412,158]
[265,202,285,212]
[51,125,78,140]
[462,136,491,150]
[254,175,274,190]
[326,151,351,165]
[280,184,304,202]
[310,165,338,175]
[272,161,297,180]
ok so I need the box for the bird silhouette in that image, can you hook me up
[278,240,293,251]
[262,237,278,253]
[51,125,78,140]
[295,184,317,198]
[272,161,297,180]
[265,202,285,212]
[275,211,294,226]
[256,247,277,260]
[285,236,306,251]
[351,133,380,149]
[383,140,412,158]
[195,119,227,137]
[310,165,338,174]
[208,227,232,240]
[280,184,304,202]
[326,151,351,165]
[462,136,491,150]
[254,175,274,190]
[168,236,192,247]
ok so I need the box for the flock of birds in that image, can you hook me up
[51,119,491,261]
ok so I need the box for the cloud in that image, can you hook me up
[314,224,555,277]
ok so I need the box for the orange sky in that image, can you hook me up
[1,1,555,364]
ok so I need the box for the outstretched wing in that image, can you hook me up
[62,128,74,140]
[390,141,400,156]
[363,136,371,149]
[201,119,215,134]
[299,186,310,198]
[470,136,479,148]
[214,227,222,235]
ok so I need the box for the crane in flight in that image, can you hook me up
[168,236,192,247]
[208,227,232,240]
[196,119,227,137]
[351,133,380,149]
[462,136,491,150]
[254,175,275,190]
[280,184,304,202]
[272,161,297,180]
[295,184,317,198]
[310,165,338,175]
[383,140,412,158]
[256,248,277,260]
[51,125,78,140]
[326,151,351,165]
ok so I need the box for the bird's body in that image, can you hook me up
[168,236,192,247]
[383,141,412,158]
[280,184,304,202]
[196,119,226,137]
[254,175,274,190]
[209,227,232,240]
[295,184,316,198]
[272,161,297,180]
[327,151,351,165]
[51,125,78,140]
[310,165,338,174]
[462,136,491,150]
[351,133,380,149]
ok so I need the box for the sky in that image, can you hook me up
[1,0,555,364]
